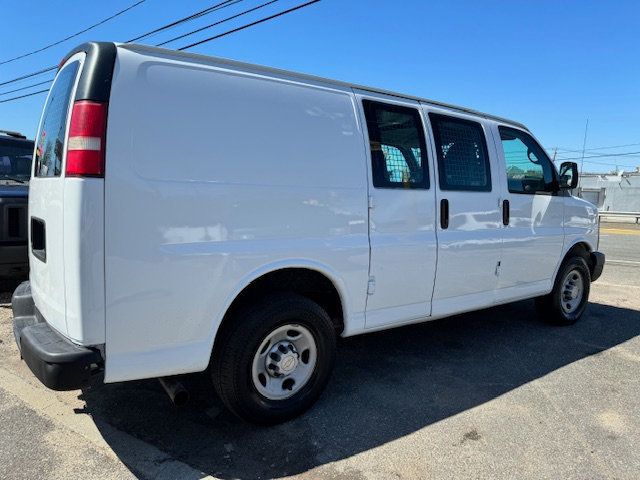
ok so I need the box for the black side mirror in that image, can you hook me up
[558,161,579,189]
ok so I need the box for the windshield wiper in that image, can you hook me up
[1,176,26,184]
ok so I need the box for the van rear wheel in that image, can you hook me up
[535,255,591,325]
[211,293,336,424]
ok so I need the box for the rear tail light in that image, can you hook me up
[66,101,107,177]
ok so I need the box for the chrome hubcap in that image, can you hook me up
[251,324,317,400]
[561,269,584,314]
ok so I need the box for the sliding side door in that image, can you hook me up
[356,92,438,329]
[424,108,504,316]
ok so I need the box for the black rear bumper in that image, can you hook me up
[12,281,103,391]
[590,251,605,282]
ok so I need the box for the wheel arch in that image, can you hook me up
[210,260,349,357]
[553,238,597,282]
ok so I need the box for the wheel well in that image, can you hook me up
[219,268,345,337]
[564,242,594,272]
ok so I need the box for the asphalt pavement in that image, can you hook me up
[599,223,640,286]
[0,222,638,480]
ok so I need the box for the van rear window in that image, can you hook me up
[34,61,80,177]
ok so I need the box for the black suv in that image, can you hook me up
[0,130,33,278]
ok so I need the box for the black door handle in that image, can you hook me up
[440,199,449,229]
[502,199,510,226]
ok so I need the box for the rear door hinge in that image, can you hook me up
[495,261,501,277]
[368,195,374,210]
[367,276,376,295]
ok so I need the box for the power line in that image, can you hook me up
[0,1,323,105]
[178,0,322,50]
[0,89,50,104]
[157,0,279,47]
[0,1,146,66]
[0,78,53,96]
[0,0,244,89]
[549,142,640,154]
[556,153,640,161]
[583,160,637,168]
[127,0,241,42]
[555,151,640,161]
[0,65,56,87]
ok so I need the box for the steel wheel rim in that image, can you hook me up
[251,324,317,400]
[561,269,584,314]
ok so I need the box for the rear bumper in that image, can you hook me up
[12,281,103,391]
[590,251,605,282]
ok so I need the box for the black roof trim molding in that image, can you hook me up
[60,42,117,103]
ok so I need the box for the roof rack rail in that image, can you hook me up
[0,130,26,139]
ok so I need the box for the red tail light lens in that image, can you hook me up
[66,101,107,177]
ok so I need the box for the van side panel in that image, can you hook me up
[103,48,369,382]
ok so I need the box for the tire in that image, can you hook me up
[535,255,591,325]
[211,293,336,424]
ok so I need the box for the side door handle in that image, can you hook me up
[440,199,449,229]
[502,199,510,226]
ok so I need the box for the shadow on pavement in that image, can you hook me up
[80,300,640,479]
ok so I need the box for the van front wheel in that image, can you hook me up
[535,255,591,325]
[211,293,336,424]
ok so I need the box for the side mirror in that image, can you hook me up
[558,161,579,189]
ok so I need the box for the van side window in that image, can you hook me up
[34,61,80,177]
[429,113,491,192]
[499,126,555,194]
[362,100,429,189]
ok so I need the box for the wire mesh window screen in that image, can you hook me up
[363,100,429,189]
[381,145,420,182]
[430,114,492,192]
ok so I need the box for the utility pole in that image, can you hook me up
[579,119,589,174]
[552,147,558,163]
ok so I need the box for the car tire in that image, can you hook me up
[535,255,591,325]
[211,293,336,424]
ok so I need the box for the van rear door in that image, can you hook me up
[29,54,85,338]
[30,42,115,346]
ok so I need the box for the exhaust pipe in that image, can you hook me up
[158,377,189,407]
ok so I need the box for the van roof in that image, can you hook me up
[119,43,529,132]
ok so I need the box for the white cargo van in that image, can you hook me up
[13,42,604,424]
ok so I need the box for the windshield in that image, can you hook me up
[0,139,34,183]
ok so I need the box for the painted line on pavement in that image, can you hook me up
[607,259,640,267]
[600,228,640,236]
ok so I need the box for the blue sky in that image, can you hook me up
[1,0,638,172]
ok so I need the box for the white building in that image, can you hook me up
[577,168,640,212]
